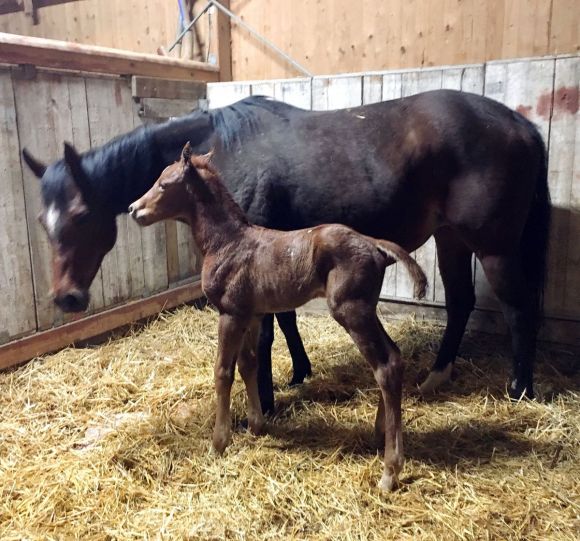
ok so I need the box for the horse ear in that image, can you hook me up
[199,149,214,167]
[22,148,47,178]
[181,142,193,165]
[63,142,95,206]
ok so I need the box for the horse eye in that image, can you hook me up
[159,183,167,191]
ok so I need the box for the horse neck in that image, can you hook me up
[84,112,213,216]
[185,172,250,256]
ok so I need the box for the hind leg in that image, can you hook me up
[257,314,276,414]
[276,311,312,386]
[237,318,266,436]
[479,253,537,398]
[329,298,404,492]
[420,228,475,394]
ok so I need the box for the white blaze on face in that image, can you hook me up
[45,204,60,237]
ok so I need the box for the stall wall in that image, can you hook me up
[0,1,577,79]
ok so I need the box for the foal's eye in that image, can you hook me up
[159,183,166,192]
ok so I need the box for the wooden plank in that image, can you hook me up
[217,0,233,81]
[0,0,82,16]
[85,76,146,306]
[0,70,36,343]
[0,280,203,371]
[12,69,100,329]
[0,33,219,81]
[312,75,363,110]
[397,69,443,302]
[251,81,275,97]
[479,58,556,311]
[131,77,206,100]
[207,81,252,108]
[138,97,202,120]
[548,57,579,318]
[272,78,311,109]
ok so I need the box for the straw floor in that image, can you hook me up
[0,306,578,540]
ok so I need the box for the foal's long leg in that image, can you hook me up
[213,313,247,454]
[275,311,312,386]
[257,314,276,414]
[420,228,475,393]
[479,253,537,398]
[329,300,404,491]
[237,317,266,436]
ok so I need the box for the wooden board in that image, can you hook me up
[12,69,100,329]
[206,81,252,108]
[0,32,219,81]
[312,75,363,110]
[548,57,579,318]
[131,77,206,100]
[0,69,36,343]
[0,280,203,371]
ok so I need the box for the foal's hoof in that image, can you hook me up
[212,430,231,455]
[378,471,399,492]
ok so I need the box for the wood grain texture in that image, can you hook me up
[0,69,36,343]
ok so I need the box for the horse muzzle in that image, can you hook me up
[54,289,90,312]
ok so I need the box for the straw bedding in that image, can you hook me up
[0,306,578,540]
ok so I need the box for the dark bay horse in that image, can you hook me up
[22,90,551,410]
[128,144,428,490]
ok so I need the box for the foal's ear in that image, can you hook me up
[181,142,193,166]
[64,142,96,206]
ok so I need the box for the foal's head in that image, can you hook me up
[129,143,213,226]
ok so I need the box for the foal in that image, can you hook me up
[129,143,427,491]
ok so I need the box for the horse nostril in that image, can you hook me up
[128,204,135,215]
[56,291,89,312]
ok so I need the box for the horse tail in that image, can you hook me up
[374,239,428,300]
[521,131,551,323]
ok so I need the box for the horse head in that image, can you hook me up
[22,143,117,312]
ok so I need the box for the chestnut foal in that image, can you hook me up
[129,143,427,491]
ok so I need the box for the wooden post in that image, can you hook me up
[216,0,232,81]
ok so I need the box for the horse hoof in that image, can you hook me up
[419,364,453,394]
[508,380,535,401]
[288,370,312,387]
[248,414,265,436]
[378,472,399,492]
[260,401,276,416]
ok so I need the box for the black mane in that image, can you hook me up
[41,96,303,215]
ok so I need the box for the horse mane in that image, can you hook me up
[209,95,304,149]
[41,96,304,214]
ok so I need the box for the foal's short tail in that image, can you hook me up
[374,239,428,300]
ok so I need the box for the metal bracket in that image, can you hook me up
[166,0,312,77]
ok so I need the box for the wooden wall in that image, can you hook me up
[0,68,202,350]
[207,54,580,345]
[0,1,578,80]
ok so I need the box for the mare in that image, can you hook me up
[22,90,551,411]
[128,143,428,491]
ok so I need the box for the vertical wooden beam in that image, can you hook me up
[216,0,232,81]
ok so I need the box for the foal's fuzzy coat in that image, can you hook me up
[129,143,427,491]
